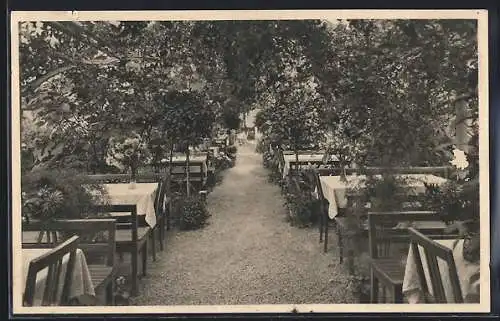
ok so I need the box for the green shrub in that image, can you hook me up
[21,168,108,223]
[283,177,320,227]
[262,151,274,168]
[286,195,320,227]
[226,145,237,155]
[178,196,211,230]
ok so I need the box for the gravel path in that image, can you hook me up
[131,141,357,305]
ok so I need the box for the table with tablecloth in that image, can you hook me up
[318,174,448,219]
[102,183,159,228]
[22,248,95,306]
[403,238,480,303]
[281,153,339,178]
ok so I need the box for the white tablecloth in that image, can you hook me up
[403,239,480,303]
[22,248,95,306]
[318,174,448,219]
[103,183,158,227]
[282,153,338,178]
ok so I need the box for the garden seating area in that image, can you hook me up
[17,19,481,308]
[259,141,480,303]
[21,136,239,306]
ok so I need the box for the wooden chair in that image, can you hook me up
[22,219,117,305]
[367,211,459,303]
[170,161,207,193]
[153,175,172,252]
[408,227,464,303]
[92,204,148,297]
[310,168,362,252]
[84,173,166,261]
[23,235,80,306]
[312,169,350,254]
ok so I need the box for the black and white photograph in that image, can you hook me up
[10,10,490,314]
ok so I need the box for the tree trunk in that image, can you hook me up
[295,148,299,175]
[169,144,174,176]
[186,148,191,197]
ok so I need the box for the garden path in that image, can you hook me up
[131,140,357,305]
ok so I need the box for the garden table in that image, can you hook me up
[318,174,447,219]
[21,248,95,306]
[102,183,158,228]
[402,238,480,303]
[281,153,339,178]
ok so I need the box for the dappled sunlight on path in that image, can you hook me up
[131,140,357,306]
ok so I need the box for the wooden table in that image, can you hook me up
[403,239,480,303]
[22,248,95,306]
[102,183,159,227]
[318,174,448,219]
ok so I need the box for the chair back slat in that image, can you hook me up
[84,173,163,184]
[22,219,116,267]
[368,211,454,259]
[93,204,138,245]
[408,227,464,303]
[361,166,452,178]
[424,247,447,302]
[23,235,79,306]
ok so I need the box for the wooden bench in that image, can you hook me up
[368,211,460,303]
[23,235,80,306]
[22,219,117,305]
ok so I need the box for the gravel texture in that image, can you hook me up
[130,141,357,305]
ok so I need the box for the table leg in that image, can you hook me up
[142,241,148,276]
[151,231,156,262]
[159,218,165,251]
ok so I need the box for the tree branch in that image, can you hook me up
[22,65,76,98]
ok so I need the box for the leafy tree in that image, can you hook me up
[160,90,216,195]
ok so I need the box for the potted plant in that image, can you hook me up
[21,168,109,239]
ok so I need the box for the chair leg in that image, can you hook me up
[319,210,324,243]
[131,249,138,296]
[323,218,329,253]
[394,285,403,303]
[142,242,148,276]
[370,268,378,303]
[107,279,115,305]
[151,231,156,262]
